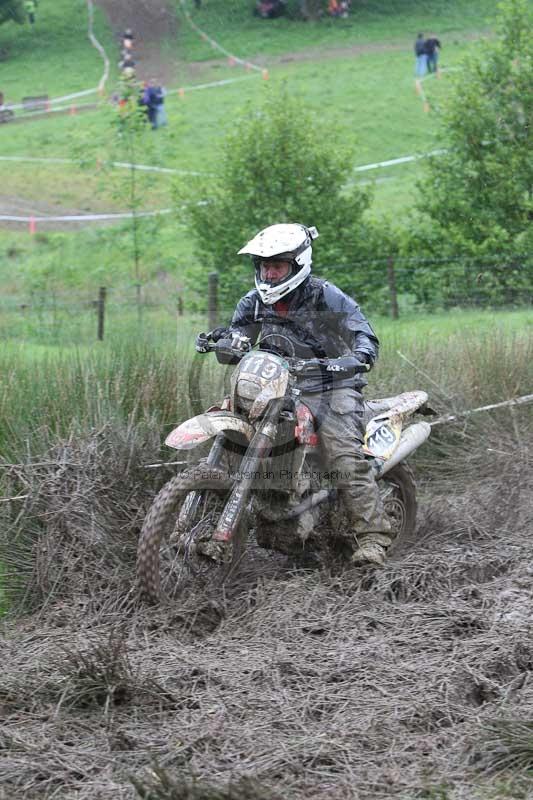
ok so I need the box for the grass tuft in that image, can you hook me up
[131,767,277,800]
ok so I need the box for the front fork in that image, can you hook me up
[213,401,283,543]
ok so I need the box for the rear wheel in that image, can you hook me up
[136,467,247,603]
[380,461,417,549]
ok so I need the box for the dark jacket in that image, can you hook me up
[425,38,441,56]
[230,276,379,392]
[414,37,426,56]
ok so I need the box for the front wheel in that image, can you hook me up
[380,461,417,550]
[136,467,246,603]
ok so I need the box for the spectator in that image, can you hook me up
[144,79,167,130]
[254,0,286,19]
[120,55,136,79]
[425,36,442,74]
[122,28,134,50]
[414,32,428,78]
[24,0,38,26]
[328,0,349,17]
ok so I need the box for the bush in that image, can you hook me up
[176,85,375,309]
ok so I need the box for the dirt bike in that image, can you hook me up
[137,333,432,602]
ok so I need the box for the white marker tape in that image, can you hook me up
[0,155,212,176]
[178,0,264,74]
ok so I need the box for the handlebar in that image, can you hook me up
[289,357,369,375]
[196,331,369,375]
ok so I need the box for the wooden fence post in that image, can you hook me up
[177,296,184,317]
[387,257,399,320]
[208,272,218,330]
[97,286,106,341]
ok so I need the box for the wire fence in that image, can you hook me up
[1,254,531,346]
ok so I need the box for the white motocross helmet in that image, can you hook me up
[238,223,319,305]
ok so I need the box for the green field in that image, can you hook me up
[174,0,493,59]
[0,0,115,99]
[0,0,501,298]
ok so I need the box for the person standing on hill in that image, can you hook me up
[414,32,428,77]
[425,36,442,74]
[24,0,38,26]
[122,29,134,50]
[144,79,167,130]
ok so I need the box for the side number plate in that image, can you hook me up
[363,422,401,460]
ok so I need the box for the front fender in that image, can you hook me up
[165,411,255,451]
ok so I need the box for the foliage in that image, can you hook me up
[0,0,24,26]
[70,78,162,303]
[414,0,533,264]
[176,85,374,306]
[396,0,533,309]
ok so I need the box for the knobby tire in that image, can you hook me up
[137,467,233,603]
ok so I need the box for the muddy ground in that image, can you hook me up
[1,419,532,799]
[94,0,179,84]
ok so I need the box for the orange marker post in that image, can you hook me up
[228,56,236,67]
[178,88,185,99]
[29,217,36,235]
[262,69,269,81]
[70,105,77,115]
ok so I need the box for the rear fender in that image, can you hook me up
[165,411,254,451]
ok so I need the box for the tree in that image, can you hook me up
[416,0,532,261]
[176,86,373,308]
[0,0,25,25]
[73,77,160,318]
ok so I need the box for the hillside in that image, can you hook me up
[0,0,496,300]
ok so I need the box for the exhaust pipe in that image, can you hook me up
[377,422,431,477]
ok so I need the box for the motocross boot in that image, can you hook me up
[337,460,393,567]
[351,538,389,566]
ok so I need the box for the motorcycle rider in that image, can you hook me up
[207,223,392,566]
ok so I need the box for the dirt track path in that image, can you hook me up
[93,0,179,83]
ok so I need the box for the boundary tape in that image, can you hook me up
[0,210,173,223]
[415,66,460,110]
[0,156,212,177]
[178,0,268,78]
[431,393,533,427]
[0,147,449,226]
[167,74,261,96]
[0,147,447,181]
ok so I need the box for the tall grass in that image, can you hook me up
[0,325,531,633]
[1,325,531,459]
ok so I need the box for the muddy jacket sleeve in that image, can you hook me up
[322,283,380,366]
[229,291,261,344]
